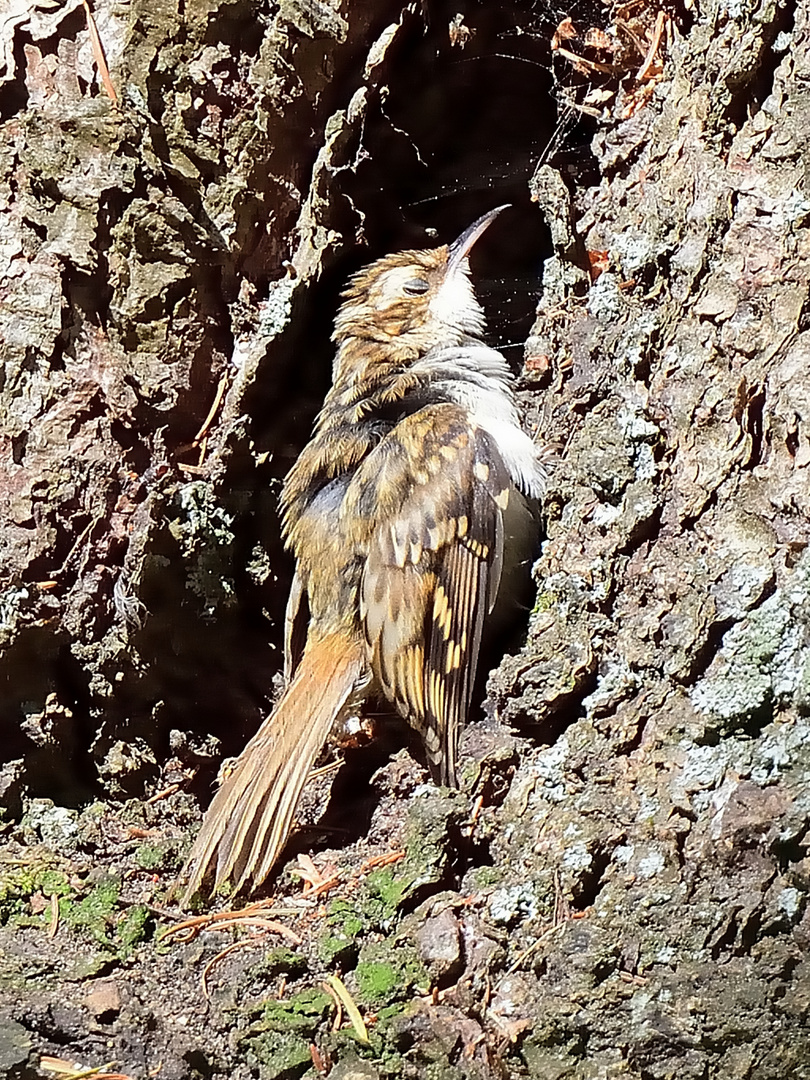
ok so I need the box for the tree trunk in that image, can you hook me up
[0,0,807,1077]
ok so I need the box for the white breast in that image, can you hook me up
[411,344,547,499]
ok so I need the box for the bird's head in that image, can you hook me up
[333,206,508,356]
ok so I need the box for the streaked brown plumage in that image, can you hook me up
[178,207,546,903]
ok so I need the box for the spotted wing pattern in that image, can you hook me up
[353,404,512,786]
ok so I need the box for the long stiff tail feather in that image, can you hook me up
[179,632,366,904]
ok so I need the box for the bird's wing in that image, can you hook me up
[353,404,512,786]
[283,570,309,682]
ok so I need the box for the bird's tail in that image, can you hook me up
[178,631,367,904]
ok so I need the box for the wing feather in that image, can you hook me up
[357,407,514,786]
[284,570,308,681]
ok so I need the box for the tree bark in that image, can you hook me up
[0,0,807,1077]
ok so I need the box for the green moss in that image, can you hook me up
[244,1031,312,1079]
[327,899,365,938]
[240,993,329,1076]
[81,801,108,826]
[364,869,409,914]
[532,591,555,615]
[117,904,153,956]
[64,952,116,981]
[465,865,502,890]
[422,1063,478,1079]
[0,865,150,959]
[0,864,72,924]
[62,876,121,946]
[375,1003,406,1023]
[170,482,237,610]
[400,789,466,895]
[134,840,179,871]
[319,870,414,968]
[257,988,332,1034]
[254,947,309,979]
[318,932,359,968]
[354,961,400,1004]
[354,942,428,1008]
[35,868,72,897]
[521,1040,577,1078]
[320,897,367,966]
[691,555,810,727]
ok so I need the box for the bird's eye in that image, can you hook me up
[403,278,430,296]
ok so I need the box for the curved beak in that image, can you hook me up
[447,205,510,274]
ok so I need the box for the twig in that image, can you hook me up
[555,46,618,75]
[291,854,341,898]
[159,903,301,944]
[322,979,344,1032]
[636,11,666,81]
[505,922,565,975]
[325,974,369,1044]
[192,374,229,446]
[201,937,256,999]
[81,0,118,108]
[48,892,60,939]
[196,915,300,942]
[56,515,97,577]
[40,1059,132,1080]
[310,1044,329,1076]
[145,782,183,805]
[308,759,343,780]
[359,850,405,873]
[465,793,485,836]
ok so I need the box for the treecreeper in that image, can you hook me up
[179,207,546,903]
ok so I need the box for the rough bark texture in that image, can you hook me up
[1,0,808,1078]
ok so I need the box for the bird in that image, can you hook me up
[178,206,546,903]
